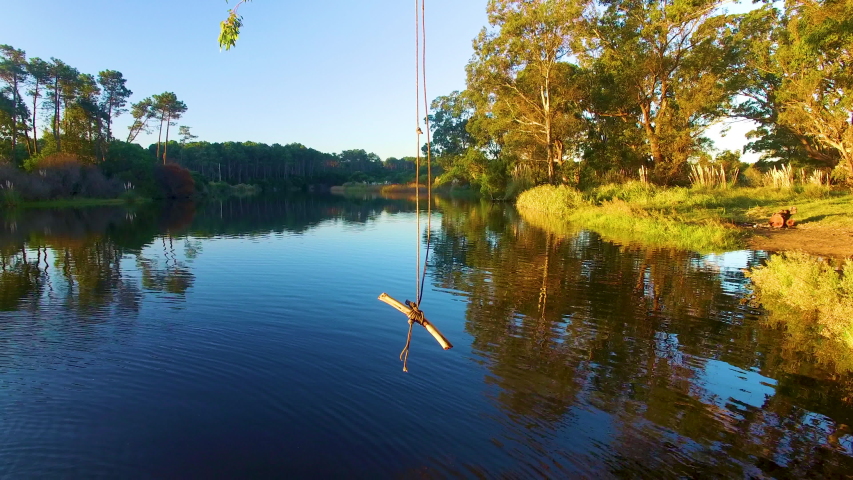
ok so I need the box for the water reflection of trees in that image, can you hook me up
[190,194,416,236]
[0,195,419,314]
[430,200,853,477]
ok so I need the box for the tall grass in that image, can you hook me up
[1,180,22,206]
[515,184,584,216]
[763,164,794,188]
[747,252,853,366]
[516,181,853,252]
[516,184,744,252]
[804,168,831,186]
[689,164,737,189]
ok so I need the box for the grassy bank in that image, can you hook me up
[516,183,853,253]
[747,252,853,371]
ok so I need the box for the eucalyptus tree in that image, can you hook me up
[429,91,476,159]
[152,92,187,164]
[466,0,585,183]
[26,57,51,155]
[0,45,29,162]
[97,70,132,142]
[767,0,853,174]
[581,0,746,183]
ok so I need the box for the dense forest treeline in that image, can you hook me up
[0,46,425,203]
[5,0,851,202]
[426,0,853,194]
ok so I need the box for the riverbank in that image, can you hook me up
[330,182,477,198]
[747,252,853,372]
[4,197,141,209]
[516,183,853,256]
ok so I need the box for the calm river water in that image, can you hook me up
[1,195,852,478]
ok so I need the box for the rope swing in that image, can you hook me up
[215,1,451,371]
[378,0,452,372]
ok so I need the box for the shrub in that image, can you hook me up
[154,164,195,199]
[516,184,585,216]
[747,252,853,348]
[2,153,133,203]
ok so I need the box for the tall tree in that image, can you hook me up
[152,92,187,164]
[97,70,132,142]
[178,125,197,145]
[769,0,853,174]
[126,97,156,143]
[0,45,29,162]
[429,91,476,158]
[582,0,745,183]
[43,58,79,153]
[26,57,51,156]
[467,0,584,183]
[62,73,102,161]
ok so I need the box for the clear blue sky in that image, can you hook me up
[2,0,756,160]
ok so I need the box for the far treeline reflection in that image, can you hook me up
[1,196,852,476]
[0,195,412,314]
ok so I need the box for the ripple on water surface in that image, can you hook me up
[1,198,852,477]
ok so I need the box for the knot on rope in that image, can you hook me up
[405,300,425,324]
[399,301,425,372]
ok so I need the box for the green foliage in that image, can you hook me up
[748,252,853,349]
[738,1,853,172]
[516,184,584,216]
[515,182,853,252]
[101,140,157,195]
[219,1,252,51]
[466,0,584,183]
[518,183,743,252]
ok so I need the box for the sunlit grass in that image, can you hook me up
[516,183,853,253]
[747,252,853,371]
[516,184,744,252]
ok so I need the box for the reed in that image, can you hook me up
[689,164,737,189]
[763,164,794,189]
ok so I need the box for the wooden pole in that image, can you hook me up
[378,293,453,350]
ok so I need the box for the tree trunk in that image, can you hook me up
[31,81,39,155]
[640,104,664,165]
[10,76,18,165]
[163,111,172,164]
[106,102,113,141]
[156,113,164,162]
[53,77,61,152]
[23,129,32,157]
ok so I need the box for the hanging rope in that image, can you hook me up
[418,0,433,306]
[399,301,426,372]
[401,0,434,372]
[414,0,422,305]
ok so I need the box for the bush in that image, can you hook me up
[516,184,586,216]
[154,164,195,199]
[747,252,853,349]
[0,160,121,202]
